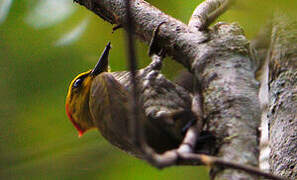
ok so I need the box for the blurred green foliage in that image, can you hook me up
[0,0,295,179]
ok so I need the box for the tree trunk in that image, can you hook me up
[195,23,260,179]
[268,15,297,179]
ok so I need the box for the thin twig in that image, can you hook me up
[179,154,285,180]
[143,126,284,180]
[207,0,234,28]
[123,0,141,147]
[188,0,234,31]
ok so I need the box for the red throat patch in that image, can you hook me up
[65,103,85,137]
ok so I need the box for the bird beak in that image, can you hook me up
[91,42,111,76]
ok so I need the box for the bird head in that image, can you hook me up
[65,42,111,137]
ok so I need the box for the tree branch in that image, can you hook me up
[188,0,234,31]
[74,0,208,69]
[142,127,284,180]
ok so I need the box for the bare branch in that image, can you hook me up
[74,0,209,69]
[188,0,234,31]
[143,127,284,180]
[182,154,284,180]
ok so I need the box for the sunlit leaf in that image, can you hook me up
[25,0,75,29]
[0,0,13,24]
[54,17,89,46]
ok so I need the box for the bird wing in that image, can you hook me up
[89,72,144,157]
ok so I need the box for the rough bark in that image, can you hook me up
[268,15,297,179]
[194,23,260,179]
[74,0,261,179]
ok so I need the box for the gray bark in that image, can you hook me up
[195,23,260,179]
[268,15,297,179]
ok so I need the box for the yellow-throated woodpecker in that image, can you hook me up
[65,42,195,158]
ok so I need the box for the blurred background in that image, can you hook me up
[0,0,296,179]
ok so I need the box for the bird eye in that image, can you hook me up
[73,78,83,88]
